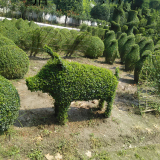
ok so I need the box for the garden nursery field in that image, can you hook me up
[1,1,160,158]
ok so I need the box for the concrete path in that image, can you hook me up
[0,16,80,31]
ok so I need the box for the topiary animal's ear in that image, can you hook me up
[43,45,66,70]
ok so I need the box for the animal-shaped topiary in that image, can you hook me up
[118,33,127,58]
[105,39,118,64]
[125,44,140,71]
[0,45,29,79]
[0,75,20,132]
[134,50,151,83]
[138,36,147,55]
[121,35,135,64]
[26,46,118,124]
[140,39,154,57]
[103,31,116,56]
[126,10,139,35]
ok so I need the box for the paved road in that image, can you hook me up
[0,16,80,31]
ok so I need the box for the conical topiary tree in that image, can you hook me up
[140,39,154,57]
[126,10,139,35]
[103,31,116,56]
[121,35,135,64]
[105,39,118,64]
[134,50,151,83]
[125,44,140,71]
[118,33,127,58]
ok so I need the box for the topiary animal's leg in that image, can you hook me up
[98,99,105,110]
[55,101,71,125]
[104,97,114,118]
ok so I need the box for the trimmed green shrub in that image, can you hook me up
[87,26,92,33]
[26,46,118,124]
[135,34,142,44]
[105,39,118,64]
[133,26,139,34]
[140,39,154,57]
[138,36,147,55]
[0,35,16,47]
[65,32,89,57]
[15,18,29,30]
[118,33,128,57]
[92,27,99,36]
[139,27,145,35]
[0,45,29,79]
[28,21,39,29]
[121,35,135,64]
[80,23,88,32]
[0,75,20,132]
[98,28,106,40]
[134,50,151,83]
[122,25,128,32]
[126,10,139,35]
[103,31,116,56]
[116,31,122,40]
[110,21,121,33]
[82,36,104,58]
[125,44,140,71]
[146,15,156,29]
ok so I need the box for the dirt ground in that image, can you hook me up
[1,52,160,160]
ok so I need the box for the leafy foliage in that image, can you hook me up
[0,75,20,132]
[26,46,118,124]
[0,45,29,79]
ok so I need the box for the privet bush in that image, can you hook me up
[121,35,135,64]
[26,46,118,124]
[118,33,127,57]
[0,45,29,79]
[135,34,142,44]
[103,31,116,56]
[0,75,20,132]
[81,36,104,58]
[98,28,106,40]
[125,44,140,71]
[80,23,88,32]
[92,27,99,36]
[134,50,151,83]
[105,39,118,64]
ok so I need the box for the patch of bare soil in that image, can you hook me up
[5,53,160,159]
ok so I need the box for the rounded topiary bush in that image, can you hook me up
[0,45,29,79]
[0,75,20,132]
[82,36,104,58]
[0,35,16,47]
[125,44,140,71]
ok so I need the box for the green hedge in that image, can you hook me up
[0,75,20,132]
[26,46,118,124]
[125,44,140,71]
[81,36,104,58]
[0,45,29,79]
[105,39,118,64]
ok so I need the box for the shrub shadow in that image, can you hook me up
[28,56,51,61]
[14,106,105,128]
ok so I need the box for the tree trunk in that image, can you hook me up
[65,15,67,27]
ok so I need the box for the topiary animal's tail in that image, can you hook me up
[114,67,120,80]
